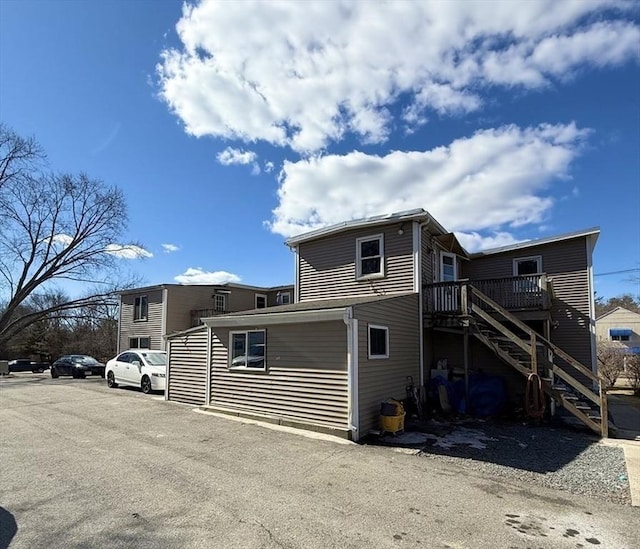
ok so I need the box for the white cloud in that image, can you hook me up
[217,146,260,174]
[456,232,522,253]
[268,123,590,238]
[105,244,153,259]
[162,243,180,253]
[174,267,241,285]
[264,161,275,173]
[51,234,73,247]
[157,0,638,153]
[217,147,257,166]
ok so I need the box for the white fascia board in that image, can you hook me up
[202,308,347,328]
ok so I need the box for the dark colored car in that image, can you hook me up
[50,355,105,379]
[7,359,50,373]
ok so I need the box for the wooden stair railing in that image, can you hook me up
[460,283,608,437]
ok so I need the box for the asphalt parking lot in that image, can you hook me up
[1,372,639,549]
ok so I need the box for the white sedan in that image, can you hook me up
[105,350,167,394]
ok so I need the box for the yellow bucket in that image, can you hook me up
[380,399,405,434]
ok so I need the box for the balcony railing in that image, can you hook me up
[191,308,228,327]
[424,274,552,315]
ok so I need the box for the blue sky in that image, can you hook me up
[1,0,639,299]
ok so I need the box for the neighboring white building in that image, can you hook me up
[596,307,640,367]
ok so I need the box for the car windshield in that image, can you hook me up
[70,355,99,364]
[140,352,166,366]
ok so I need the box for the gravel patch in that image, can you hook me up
[376,420,631,505]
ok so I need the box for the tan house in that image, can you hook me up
[166,209,608,440]
[117,283,293,352]
[596,307,640,359]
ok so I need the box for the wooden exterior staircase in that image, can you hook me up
[428,281,609,437]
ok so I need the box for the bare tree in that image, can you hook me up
[0,124,144,351]
[626,354,640,396]
[597,340,625,389]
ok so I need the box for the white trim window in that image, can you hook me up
[368,324,389,359]
[278,291,291,305]
[255,293,267,309]
[134,295,148,321]
[229,330,266,370]
[439,252,457,282]
[356,234,384,280]
[513,256,542,292]
[214,294,227,313]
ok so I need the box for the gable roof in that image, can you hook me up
[596,306,640,321]
[285,208,447,246]
[471,227,600,257]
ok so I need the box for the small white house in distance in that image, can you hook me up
[596,306,640,361]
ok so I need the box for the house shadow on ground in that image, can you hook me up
[368,415,600,475]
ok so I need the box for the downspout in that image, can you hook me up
[116,295,122,355]
[161,287,168,351]
[165,339,170,401]
[344,307,359,441]
[586,235,598,384]
[205,326,212,406]
[415,221,425,390]
[293,246,300,303]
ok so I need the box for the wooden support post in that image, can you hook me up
[463,325,470,414]
[600,380,609,438]
[530,332,538,375]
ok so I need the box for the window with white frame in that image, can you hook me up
[356,234,384,279]
[513,256,542,292]
[230,330,266,369]
[255,294,267,309]
[129,337,150,349]
[134,295,148,321]
[214,294,227,313]
[278,292,291,305]
[368,324,389,359]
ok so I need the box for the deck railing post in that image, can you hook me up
[460,282,468,315]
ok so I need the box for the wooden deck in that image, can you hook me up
[424,274,552,315]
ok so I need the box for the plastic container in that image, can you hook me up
[380,399,405,435]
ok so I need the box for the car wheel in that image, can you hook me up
[36,367,44,373]
[107,372,118,388]
[141,375,152,394]
[51,367,59,379]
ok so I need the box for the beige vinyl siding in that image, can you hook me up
[119,289,164,351]
[210,321,349,430]
[354,293,421,435]
[469,236,594,380]
[421,230,435,285]
[596,308,640,348]
[167,327,208,405]
[297,225,415,302]
[165,286,219,334]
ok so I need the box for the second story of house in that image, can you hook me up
[118,282,294,352]
[285,209,600,325]
[286,209,449,302]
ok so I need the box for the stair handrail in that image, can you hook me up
[468,284,605,385]
[468,283,608,437]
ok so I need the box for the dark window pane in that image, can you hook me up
[370,327,387,356]
[362,257,381,275]
[516,260,539,275]
[361,240,380,257]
